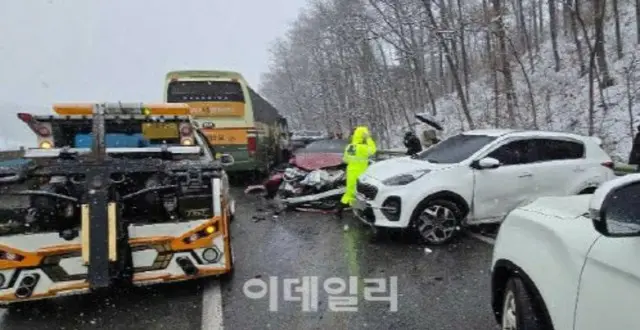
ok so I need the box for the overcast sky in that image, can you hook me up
[0,0,304,147]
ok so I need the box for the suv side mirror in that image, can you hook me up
[589,175,640,237]
[219,153,235,167]
[471,157,501,170]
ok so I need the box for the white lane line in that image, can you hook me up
[467,232,496,245]
[201,279,224,330]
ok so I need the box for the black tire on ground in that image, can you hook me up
[410,198,462,245]
[501,277,548,330]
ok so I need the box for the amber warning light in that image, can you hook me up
[52,103,190,116]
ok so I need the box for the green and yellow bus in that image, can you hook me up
[164,70,287,175]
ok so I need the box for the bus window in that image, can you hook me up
[167,81,245,103]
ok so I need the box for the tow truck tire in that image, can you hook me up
[410,199,461,245]
[500,277,547,330]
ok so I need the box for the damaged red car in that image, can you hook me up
[245,139,348,210]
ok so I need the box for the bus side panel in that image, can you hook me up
[201,128,252,172]
[248,89,281,172]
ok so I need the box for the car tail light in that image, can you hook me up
[601,161,615,169]
[0,250,24,262]
[248,136,257,156]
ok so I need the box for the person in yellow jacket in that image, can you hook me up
[337,126,377,219]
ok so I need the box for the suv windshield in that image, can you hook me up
[414,134,496,164]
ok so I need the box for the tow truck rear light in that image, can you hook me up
[179,123,194,145]
[0,250,24,262]
[180,125,192,135]
[601,161,615,169]
[17,113,51,137]
[17,113,33,123]
[247,136,257,156]
[36,126,51,137]
[183,225,216,244]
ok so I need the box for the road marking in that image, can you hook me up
[467,232,496,245]
[201,279,224,330]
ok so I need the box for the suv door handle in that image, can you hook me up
[573,166,585,172]
[518,173,533,178]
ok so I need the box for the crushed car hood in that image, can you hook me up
[291,152,343,171]
[365,157,453,180]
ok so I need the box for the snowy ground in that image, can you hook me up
[389,3,640,162]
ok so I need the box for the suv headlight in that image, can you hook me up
[382,170,430,186]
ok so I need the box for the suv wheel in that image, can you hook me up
[411,199,461,245]
[501,277,546,330]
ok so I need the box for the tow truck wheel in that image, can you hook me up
[410,199,461,245]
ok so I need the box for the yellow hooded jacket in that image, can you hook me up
[341,126,377,206]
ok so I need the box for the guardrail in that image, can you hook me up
[375,149,637,176]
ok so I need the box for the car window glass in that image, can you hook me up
[487,140,537,165]
[414,134,496,164]
[604,183,640,234]
[535,138,585,161]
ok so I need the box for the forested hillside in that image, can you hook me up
[260,0,640,159]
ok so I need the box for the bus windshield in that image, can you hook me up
[167,81,245,103]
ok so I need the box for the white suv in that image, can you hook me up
[353,129,616,244]
[490,174,640,330]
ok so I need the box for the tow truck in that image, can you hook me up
[0,102,236,307]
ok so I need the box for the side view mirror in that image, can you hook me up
[219,153,235,167]
[471,157,500,170]
[590,175,640,237]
